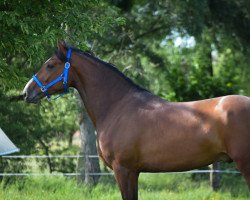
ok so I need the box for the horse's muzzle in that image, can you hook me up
[23,88,41,104]
[22,78,42,104]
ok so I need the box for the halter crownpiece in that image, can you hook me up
[32,48,72,100]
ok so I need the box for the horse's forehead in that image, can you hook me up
[44,57,60,65]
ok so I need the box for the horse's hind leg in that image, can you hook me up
[235,159,250,188]
[229,140,250,187]
[225,104,250,188]
[113,165,139,200]
[228,144,250,188]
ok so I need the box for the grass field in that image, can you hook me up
[0,173,249,200]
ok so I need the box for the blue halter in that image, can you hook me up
[32,48,72,100]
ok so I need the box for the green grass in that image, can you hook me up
[0,173,249,200]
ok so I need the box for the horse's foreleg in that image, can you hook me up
[113,165,139,200]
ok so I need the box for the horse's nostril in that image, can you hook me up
[23,90,27,100]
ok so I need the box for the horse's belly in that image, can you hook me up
[138,131,224,172]
[139,150,218,172]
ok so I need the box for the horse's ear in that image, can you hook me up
[57,41,67,53]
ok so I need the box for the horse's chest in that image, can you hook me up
[97,134,114,167]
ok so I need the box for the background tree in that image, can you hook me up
[76,97,100,185]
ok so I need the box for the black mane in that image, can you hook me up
[55,45,148,92]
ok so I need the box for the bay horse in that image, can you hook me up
[23,42,250,199]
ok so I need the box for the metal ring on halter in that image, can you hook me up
[41,87,47,92]
[65,62,70,69]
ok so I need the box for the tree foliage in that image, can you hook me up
[97,0,250,99]
[0,0,123,90]
[0,0,122,175]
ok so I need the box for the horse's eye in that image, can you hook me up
[47,64,55,69]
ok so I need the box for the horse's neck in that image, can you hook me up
[73,54,134,127]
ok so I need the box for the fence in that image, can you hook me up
[0,155,240,177]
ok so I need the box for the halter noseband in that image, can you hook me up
[32,48,72,100]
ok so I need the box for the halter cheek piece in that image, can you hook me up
[32,48,72,100]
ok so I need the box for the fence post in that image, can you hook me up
[209,162,221,191]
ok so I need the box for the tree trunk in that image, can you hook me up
[209,162,221,191]
[76,97,100,185]
[38,138,53,173]
[68,131,74,147]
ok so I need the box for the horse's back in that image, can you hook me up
[189,95,250,126]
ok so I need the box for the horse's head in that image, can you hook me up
[23,42,74,103]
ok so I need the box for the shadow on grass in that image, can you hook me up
[139,173,203,192]
[220,173,250,198]
[138,172,249,198]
